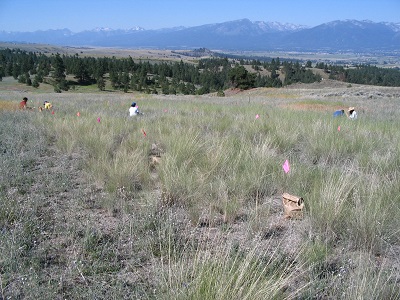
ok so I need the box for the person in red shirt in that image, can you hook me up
[19,97,29,109]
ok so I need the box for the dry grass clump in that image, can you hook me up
[160,240,306,300]
[0,100,19,111]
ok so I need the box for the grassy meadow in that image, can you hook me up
[1,82,400,299]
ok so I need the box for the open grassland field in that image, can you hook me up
[1,80,400,299]
[0,42,204,63]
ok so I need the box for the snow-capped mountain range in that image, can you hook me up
[1,19,399,52]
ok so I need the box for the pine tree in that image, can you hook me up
[52,53,65,82]
[97,77,105,91]
[32,77,40,88]
[26,73,32,86]
[52,53,68,91]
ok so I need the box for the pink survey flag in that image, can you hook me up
[255,114,260,119]
[51,111,54,115]
[97,117,101,123]
[338,126,341,131]
[282,159,290,174]
[77,112,80,117]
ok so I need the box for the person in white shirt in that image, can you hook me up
[347,107,357,119]
[129,102,140,116]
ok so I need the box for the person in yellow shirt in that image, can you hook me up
[44,101,52,110]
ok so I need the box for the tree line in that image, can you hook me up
[315,62,400,87]
[16,48,400,95]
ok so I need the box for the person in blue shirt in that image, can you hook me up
[333,109,345,117]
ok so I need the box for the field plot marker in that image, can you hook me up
[282,159,290,174]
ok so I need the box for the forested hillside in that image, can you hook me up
[1,48,399,94]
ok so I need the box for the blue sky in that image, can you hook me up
[0,0,399,32]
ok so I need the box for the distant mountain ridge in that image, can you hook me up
[1,19,399,52]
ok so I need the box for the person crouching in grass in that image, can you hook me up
[38,101,53,111]
[19,97,29,109]
[346,107,358,119]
